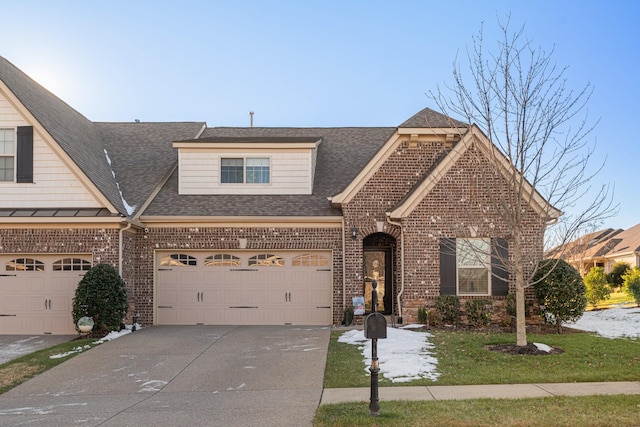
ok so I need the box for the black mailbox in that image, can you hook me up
[364,312,387,339]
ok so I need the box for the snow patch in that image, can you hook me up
[339,327,440,383]
[568,307,640,339]
[533,342,552,353]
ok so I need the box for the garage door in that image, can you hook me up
[156,251,332,325]
[0,254,92,334]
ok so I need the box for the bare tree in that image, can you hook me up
[430,17,616,346]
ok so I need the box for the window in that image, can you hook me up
[292,254,329,267]
[457,238,490,295]
[6,258,44,271]
[205,254,241,266]
[160,254,197,267]
[0,129,14,182]
[221,158,244,183]
[53,258,92,271]
[221,157,270,184]
[248,254,284,266]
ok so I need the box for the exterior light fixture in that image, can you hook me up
[351,226,358,240]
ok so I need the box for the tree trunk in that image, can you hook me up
[514,229,528,347]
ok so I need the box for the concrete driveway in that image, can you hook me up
[0,325,330,426]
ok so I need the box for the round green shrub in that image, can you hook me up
[533,259,586,330]
[72,263,128,334]
[623,267,640,306]
[584,266,611,308]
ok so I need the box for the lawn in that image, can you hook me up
[324,329,640,387]
[317,328,640,425]
[0,338,96,394]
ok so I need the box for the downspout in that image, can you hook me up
[341,217,347,317]
[386,216,404,323]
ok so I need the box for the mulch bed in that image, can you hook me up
[485,342,565,355]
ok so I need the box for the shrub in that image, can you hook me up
[72,264,128,334]
[584,266,611,308]
[622,267,640,306]
[607,262,631,291]
[435,295,460,325]
[533,259,587,332]
[465,299,492,327]
[505,293,530,318]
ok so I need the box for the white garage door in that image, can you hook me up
[0,254,92,334]
[156,251,332,325]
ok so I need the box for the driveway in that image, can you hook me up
[0,325,330,426]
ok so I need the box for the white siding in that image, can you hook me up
[0,94,101,208]
[178,148,314,195]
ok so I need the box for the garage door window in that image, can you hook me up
[248,254,284,266]
[53,258,91,271]
[205,254,241,266]
[160,254,197,267]
[292,254,329,267]
[6,258,44,271]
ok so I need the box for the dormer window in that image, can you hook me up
[221,157,270,184]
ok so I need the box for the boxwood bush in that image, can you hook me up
[72,263,128,334]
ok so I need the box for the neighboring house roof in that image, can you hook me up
[0,56,125,214]
[547,227,628,262]
[604,223,640,258]
[142,127,396,217]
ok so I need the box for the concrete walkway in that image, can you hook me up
[321,381,640,404]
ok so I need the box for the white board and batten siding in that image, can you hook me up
[178,148,315,195]
[0,94,100,208]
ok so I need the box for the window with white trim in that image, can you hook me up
[221,157,270,184]
[457,238,491,295]
[0,129,14,182]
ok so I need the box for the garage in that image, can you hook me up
[0,254,92,334]
[156,251,333,325]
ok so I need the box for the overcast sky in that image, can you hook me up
[3,1,638,230]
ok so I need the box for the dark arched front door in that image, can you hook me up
[363,233,395,315]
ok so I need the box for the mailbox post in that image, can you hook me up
[364,279,387,417]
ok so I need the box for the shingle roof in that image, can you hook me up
[96,122,205,213]
[0,56,126,213]
[143,127,396,216]
[399,107,468,128]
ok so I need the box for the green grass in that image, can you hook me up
[590,290,636,309]
[315,395,640,426]
[0,338,97,394]
[324,329,640,387]
[319,328,640,425]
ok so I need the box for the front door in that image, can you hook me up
[363,248,392,314]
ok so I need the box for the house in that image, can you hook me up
[550,225,640,275]
[0,56,558,334]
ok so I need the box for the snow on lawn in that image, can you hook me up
[338,307,640,383]
[568,307,640,339]
[338,325,440,383]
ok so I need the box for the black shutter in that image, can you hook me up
[491,238,509,296]
[16,126,33,183]
[439,238,457,295]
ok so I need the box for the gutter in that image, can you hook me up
[386,215,404,323]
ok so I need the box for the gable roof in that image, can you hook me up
[399,107,468,128]
[140,127,395,217]
[0,56,124,213]
[546,228,623,260]
[387,125,562,222]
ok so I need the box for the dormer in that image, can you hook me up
[173,136,322,195]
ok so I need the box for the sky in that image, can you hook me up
[2,1,639,230]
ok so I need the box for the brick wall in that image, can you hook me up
[342,137,547,323]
